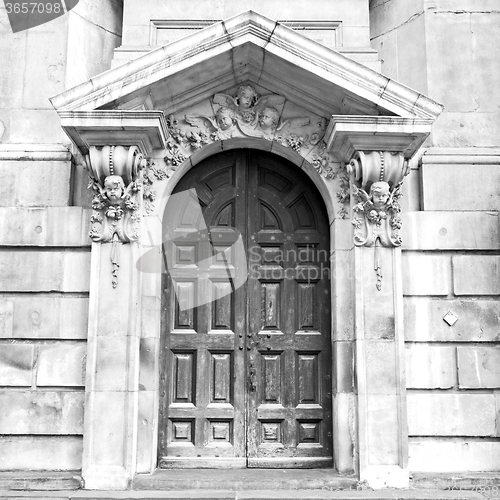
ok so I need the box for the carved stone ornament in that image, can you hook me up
[162,84,335,179]
[347,151,409,291]
[348,151,408,248]
[85,145,146,287]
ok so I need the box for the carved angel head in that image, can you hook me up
[369,181,390,209]
[258,106,280,130]
[215,106,236,131]
[236,84,258,109]
[104,175,125,205]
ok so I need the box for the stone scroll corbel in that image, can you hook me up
[85,145,146,288]
[347,151,410,290]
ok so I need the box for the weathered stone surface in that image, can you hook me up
[0,391,84,434]
[332,250,354,341]
[407,393,496,436]
[409,439,500,472]
[0,251,90,292]
[402,253,451,296]
[332,341,354,393]
[457,346,500,389]
[0,208,91,246]
[94,336,133,392]
[404,298,500,342]
[0,436,83,471]
[0,470,82,491]
[0,161,72,207]
[405,344,455,389]
[0,297,89,340]
[421,164,500,210]
[453,255,500,296]
[136,390,158,474]
[37,343,86,387]
[139,338,158,392]
[364,341,396,395]
[402,212,500,251]
[0,344,34,386]
[333,393,355,474]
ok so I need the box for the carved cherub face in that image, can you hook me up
[216,107,236,130]
[370,181,390,209]
[259,107,279,130]
[237,84,257,109]
[104,175,125,204]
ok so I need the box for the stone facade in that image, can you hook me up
[0,0,499,491]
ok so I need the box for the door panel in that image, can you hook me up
[159,150,332,468]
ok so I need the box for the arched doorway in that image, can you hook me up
[159,150,333,468]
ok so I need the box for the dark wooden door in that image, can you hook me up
[159,150,332,468]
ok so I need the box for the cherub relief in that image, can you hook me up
[185,106,238,140]
[213,84,286,126]
[352,180,402,247]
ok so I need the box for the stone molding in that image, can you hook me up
[0,144,71,161]
[325,116,434,162]
[49,11,443,120]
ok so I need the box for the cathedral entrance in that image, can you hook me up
[159,150,333,468]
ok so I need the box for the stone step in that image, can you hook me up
[0,471,82,491]
[132,469,357,491]
[0,488,486,499]
[412,472,500,491]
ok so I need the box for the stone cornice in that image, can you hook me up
[49,11,443,121]
[325,116,434,161]
[58,110,169,156]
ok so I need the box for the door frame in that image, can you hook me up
[157,148,334,468]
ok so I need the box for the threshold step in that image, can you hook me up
[0,471,82,491]
[0,488,486,499]
[132,469,357,491]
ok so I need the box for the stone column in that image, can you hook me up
[82,145,146,489]
[348,151,408,488]
[57,111,168,490]
[325,116,434,488]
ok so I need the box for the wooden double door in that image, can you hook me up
[159,150,332,468]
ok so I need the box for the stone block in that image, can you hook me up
[402,212,500,251]
[364,342,397,395]
[431,111,500,149]
[22,22,69,109]
[396,13,428,95]
[0,160,72,207]
[404,297,500,342]
[470,13,500,113]
[0,391,84,434]
[332,250,354,341]
[457,346,500,389]
[365,395,400,465]
[37,343,87,387]
[0,250,90,292]
[426,12,476,112]
[333,393,355,474]
[453,255,500,296]
[139,337,158,392]
[333,341,354,393]
[0,436,83,471]
[405,344,455,389]
[0,344,34,386]
[93,336,131,391]
[136,390,158,474]
[407,393,496,436]
[421,163,500,211]
[0,24,26,109]
[85,391,127,467]
[409,439,500,472]
[0,208,91,246]
[361,247,396,340]
[0,296,88,339]
[402,252,451,296]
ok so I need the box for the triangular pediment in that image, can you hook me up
[50,11,442,122]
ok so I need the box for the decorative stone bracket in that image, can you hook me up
[325,115,434,247]
[58,110,169,287]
